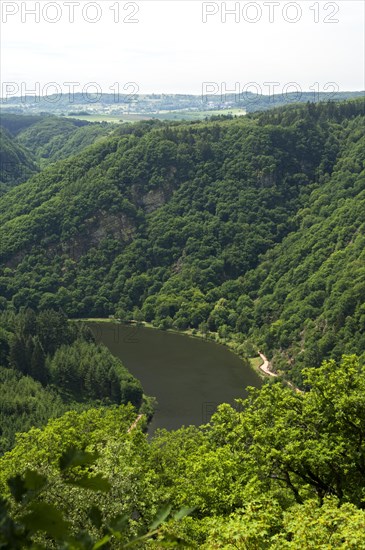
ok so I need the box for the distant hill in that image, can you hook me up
[0,115,115,192]
[13,116,114,166]
[1,90,363,118]
[0,113,45,135]
[0,98,364,384]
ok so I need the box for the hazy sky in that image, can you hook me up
[1,0,364,97]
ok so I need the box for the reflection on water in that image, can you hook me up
[89,323,261,432]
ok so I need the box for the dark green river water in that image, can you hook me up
[89,322,261,432]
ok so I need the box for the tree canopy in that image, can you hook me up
[1,355,364,548]
[0,99,364,382]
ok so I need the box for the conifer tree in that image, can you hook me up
[30,336,47,385]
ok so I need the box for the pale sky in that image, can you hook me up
[0,0,364,97]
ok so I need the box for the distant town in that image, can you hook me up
[1,91,363,122]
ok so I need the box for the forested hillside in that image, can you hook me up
[0,99,363,383]
[0,127,39,195]
[0,99,364,548]
[15,116,114,166]
[1,355,365,548]
[0,308,145,454]
[0,113,114,169]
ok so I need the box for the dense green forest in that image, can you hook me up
[0,98,365,547]
[14,116,114,166]
[0,99,364,384]
[1,355,365,547]
[0,127,39,195]
[0,114,113,190]
[0,309,145,454]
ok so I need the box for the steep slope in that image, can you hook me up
[0,113,44,135]
[241,116,365,383]
[0,114,113,193]
[0,100,363,380]
[0,308,144,454]
[0,127,39,195]
[14,116,115,165]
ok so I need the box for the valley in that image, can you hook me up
[0,97,364,548]
[1,99,364,386]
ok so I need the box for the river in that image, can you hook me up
[89,322,261,432]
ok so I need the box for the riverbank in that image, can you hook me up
[77,317,271,382]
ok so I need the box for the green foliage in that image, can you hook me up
[197,498,365,549]
[0,310,144,455]
[1,356,365,548]
[0,114,113,198]
[49,339,143,406]
[0,366,83,455]
[0,407,195,548]
[0,113,44,135]
[15,116,113,166]
[0,127,38,194]
[0,445,194,548]
[0,100,363,381]
[2,99,365,547]
[273,498,365,549]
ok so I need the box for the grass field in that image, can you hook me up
[249,356,264,370]
[150,108,246,121]
[66,114,142,123]
[68,108,246,124]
